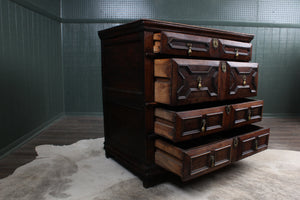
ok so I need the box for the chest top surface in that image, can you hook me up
[98,19,254,42]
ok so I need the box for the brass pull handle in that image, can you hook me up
[201,119,206,132]
[235,48,239,57]
[197,76,202,89]
[248,109,252,121]
[210,155,215,168]
[242,75,247,85]
[187,43,192,56]
[233,137,239,148]
[225,105,231,115]
[254,139,258,150]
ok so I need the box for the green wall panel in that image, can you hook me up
[11,0,61,18]
[62,0,300,25]
[62,23,118,113]
[24,0,61,17]
[0,0,63,152]
[205,26,300,114]
[61,0,300,115]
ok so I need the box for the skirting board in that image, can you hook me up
[65,112,103,116]
[0,112,64,160]
[263,113,300,118]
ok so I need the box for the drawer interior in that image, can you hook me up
[155,125,269,181]
[157,98,257,112]
[163,124,263,149]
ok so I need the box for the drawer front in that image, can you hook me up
[186,139,233,180]
[153,31,252,61]
[155,126,270,181]
[236,129,270,161]
[227,61,258,99]
[154,106,225,142]
[154,59,220,105]
[231,100,263,128]
[155,138,233,181]
[218,39,252,61]
[154,99,263,142]
[154,58,258,106]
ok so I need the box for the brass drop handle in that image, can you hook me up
[235,48,239,57]
[254,139,258,150]
[187,43,192,56]
[242,75,247,85]
[248,109,252,121]
[233,137,239,148]
[210,155,215,168]
[201,119,206,132]
[197,76,202,89]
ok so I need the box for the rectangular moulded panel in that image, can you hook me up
[154,58,221,105]
[154,59,259,106]
[227,61,258,99]
[153,31,252,61]
[154,99,264,142]
[155,125,270,181]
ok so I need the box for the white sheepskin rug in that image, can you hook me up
[1,138,300,200]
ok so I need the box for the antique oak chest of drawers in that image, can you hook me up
[98,19,270,187]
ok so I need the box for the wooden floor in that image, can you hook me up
[0,116,299,179]
[256,117,300,151]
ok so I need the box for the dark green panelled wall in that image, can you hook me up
[11,0,61,18]
[0,0,63,155]
[62,0,300,115]
[1,0,300,156]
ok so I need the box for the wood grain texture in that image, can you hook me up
[155,126,269,181]
[98,19,254,42]
[154,99,264,142]
[156,31,252,61]
[154,59,258,106]
[256,118,300,151]
[155,150,183,177]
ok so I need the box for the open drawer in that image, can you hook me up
[155,98,263,142]
[155,125,270,181]
[153,31,252,61]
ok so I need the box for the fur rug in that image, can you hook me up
[1,138,300,200]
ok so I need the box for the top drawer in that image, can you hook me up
[153,31,252,61]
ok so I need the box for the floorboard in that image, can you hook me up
[0,116,299,179]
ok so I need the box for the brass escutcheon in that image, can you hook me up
[210,155,215,168]
[212,38,219,49]
[187,43,192,56]
[242,75,247,85]
[225,105,231,115]
[222,62,227,73]
[201,119,206,132]
[233,137,239,148]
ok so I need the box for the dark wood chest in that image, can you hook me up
[98,19,270,187]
